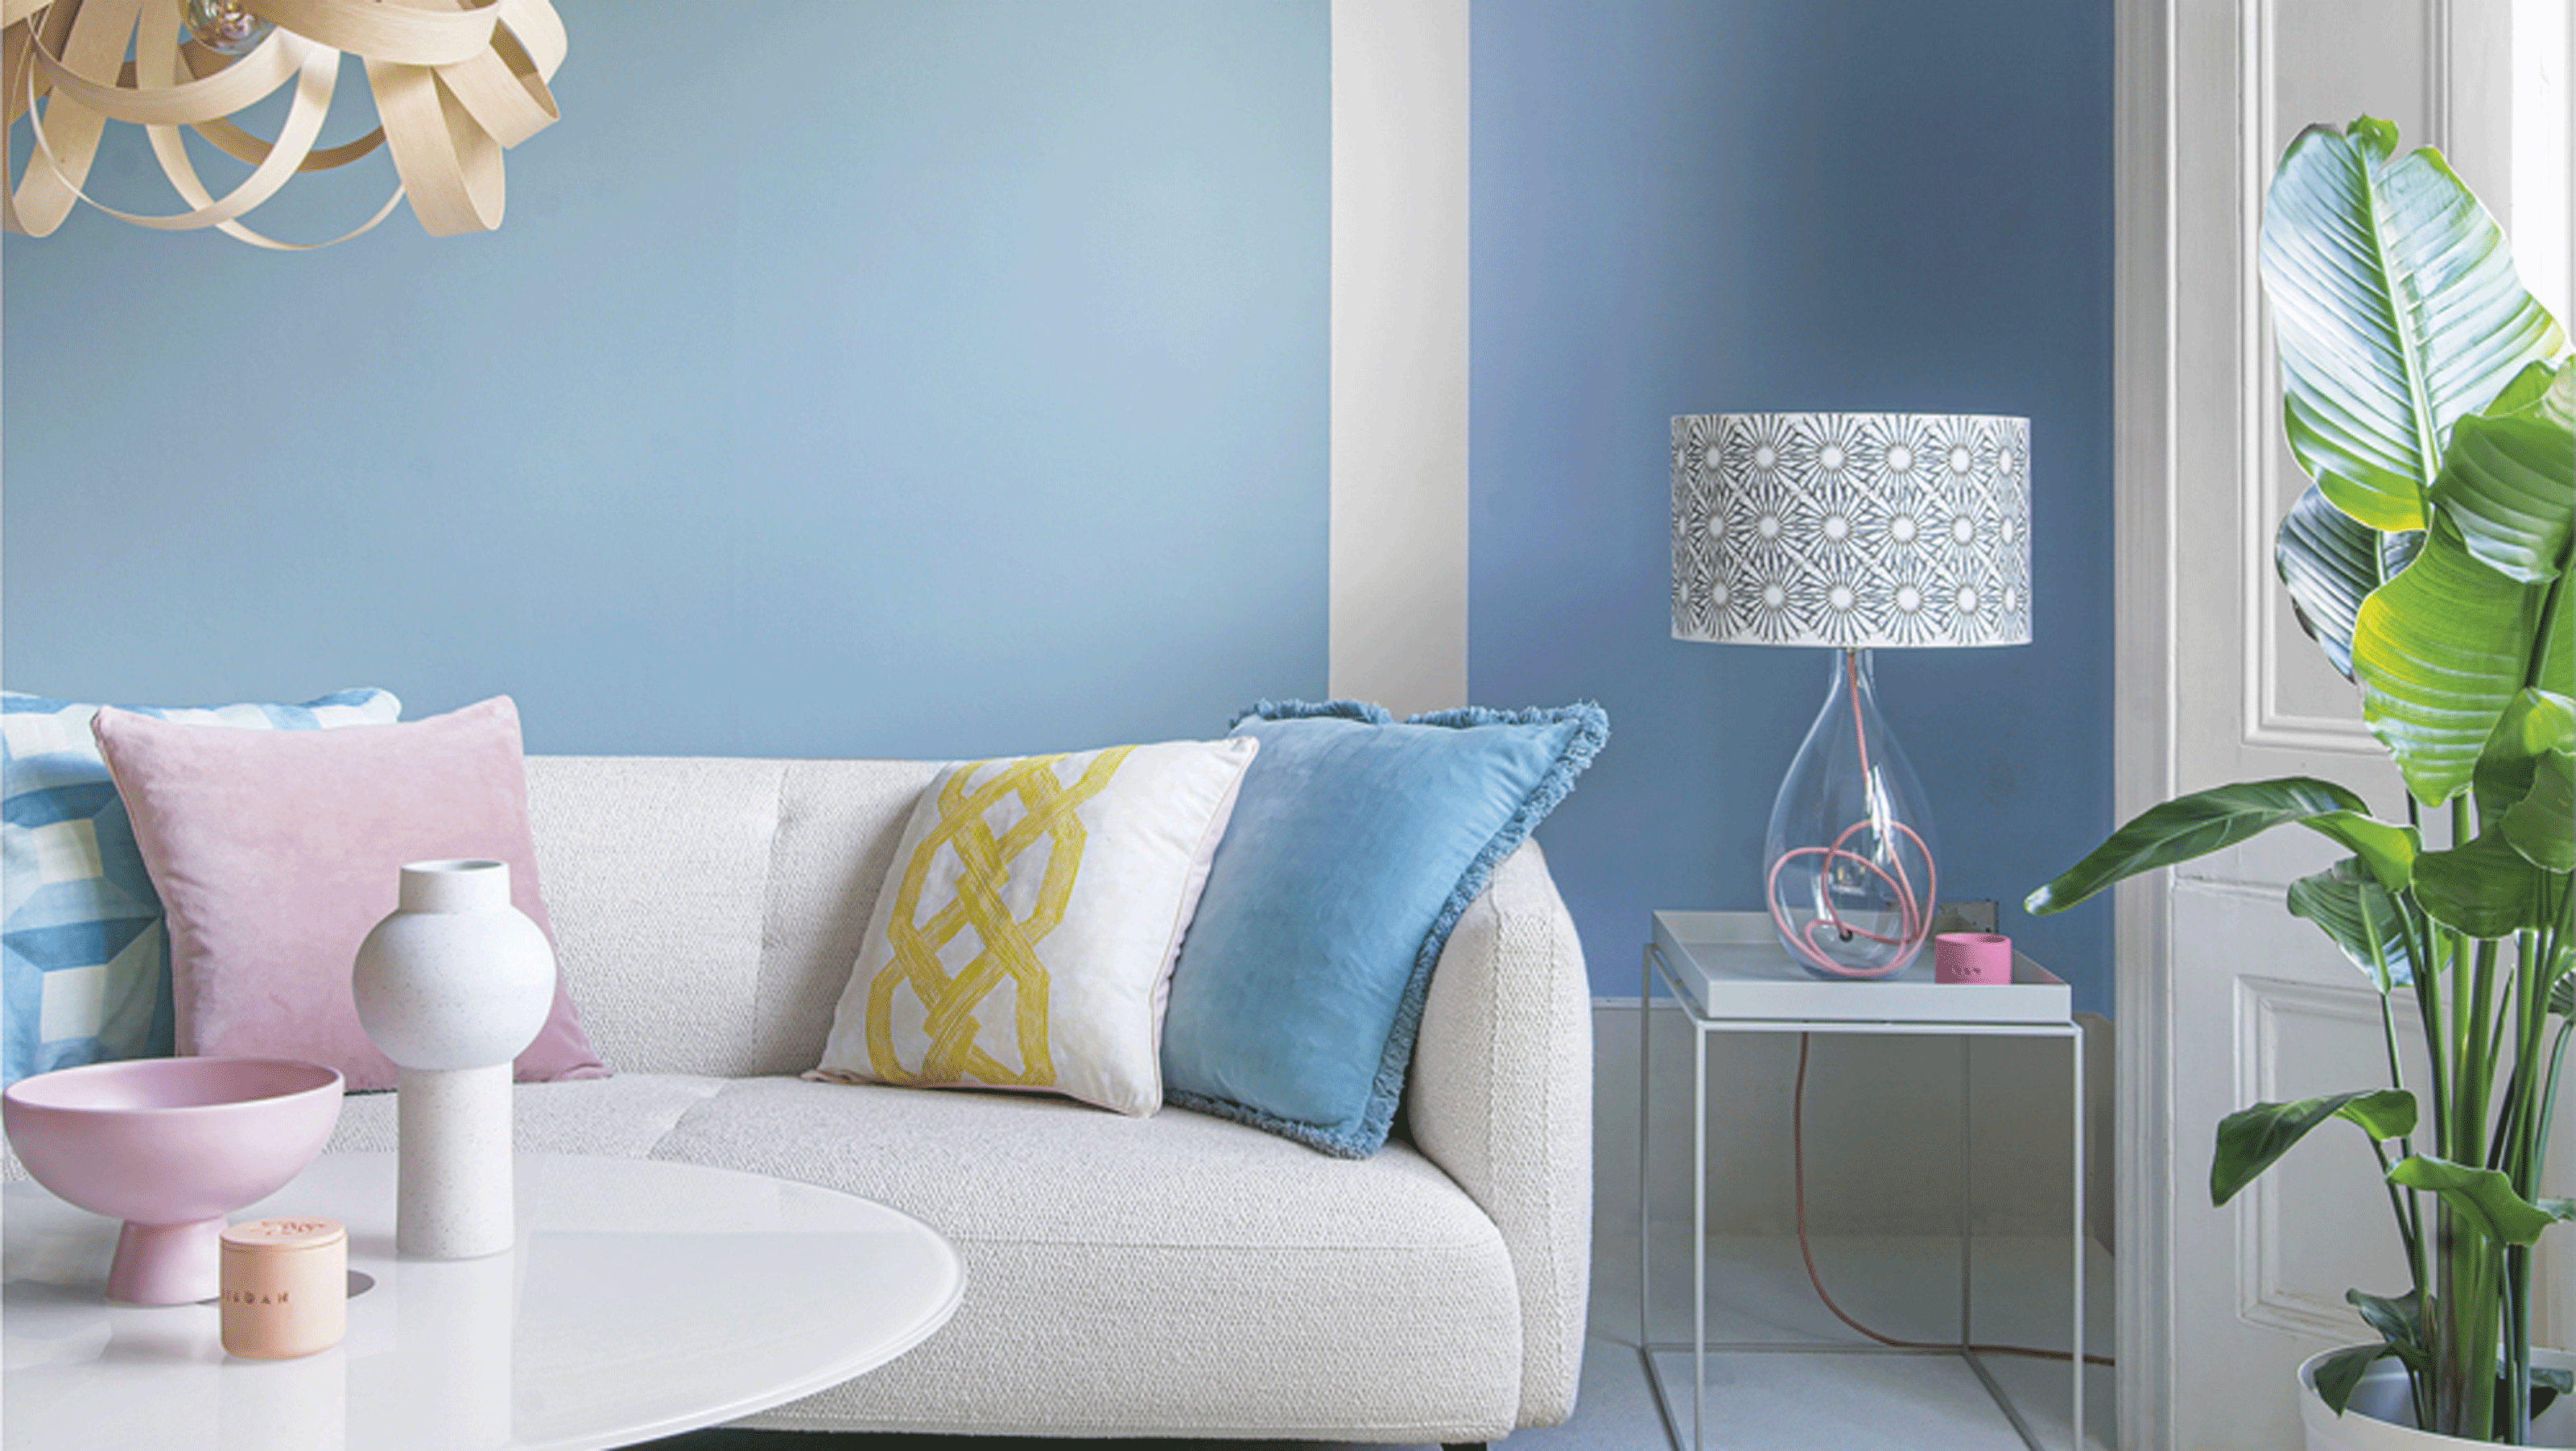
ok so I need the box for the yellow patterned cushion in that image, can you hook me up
[807,738,1258,1117]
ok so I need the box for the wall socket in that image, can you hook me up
[1929,898,1999,935]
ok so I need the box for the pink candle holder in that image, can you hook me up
[1934,932,2013,985]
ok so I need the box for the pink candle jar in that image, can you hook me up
[1934,932,2014,985]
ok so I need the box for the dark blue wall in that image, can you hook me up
[2,2,1330,762]
[1471,0,2119,1011]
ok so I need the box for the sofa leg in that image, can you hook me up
[1443,1444,1488,1450]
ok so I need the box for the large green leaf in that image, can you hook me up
[2303,812,2420,893]
[2413,828,2556,937]
[2313,1342,2394,1416]
[2359,362,2574,821]
[2260,118,2567,534]
[2355,514,2548,804]
[2433,360,2574,584]
[2475,691,2576,816]
[2214,1089,2417,1205]
[2028,779,2372,915]
[2502,754,2574,873]
[2277,485,2420,682]
[2347,1288,2433,1371]
[2387,1155,2574,1246]
[2474,690,2576,872]
[2539,953,2574,1029]
[2288,858,2417,990]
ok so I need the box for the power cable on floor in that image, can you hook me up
[1792,1031,2115,1368]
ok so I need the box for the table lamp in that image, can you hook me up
[1670,412,2031,978]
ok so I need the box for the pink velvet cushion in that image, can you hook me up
[90,696,608,1090]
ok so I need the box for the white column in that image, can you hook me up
[1329,0,1470,717]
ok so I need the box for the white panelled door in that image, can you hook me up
[2122,3,2573,1449]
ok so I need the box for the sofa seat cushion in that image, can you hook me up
[25,1070,1523,1441]
[0,1073,732,1183]
[322,1073,728,1161]
[649,1075,1522,1441]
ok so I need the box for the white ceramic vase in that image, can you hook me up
[351,859,554,1259]
[2300,1346,2576,1450]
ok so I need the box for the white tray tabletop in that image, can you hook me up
[1652,910,2073,1028]
[3,1151,964,1451]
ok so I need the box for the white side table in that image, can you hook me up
[4,1152,964,1451]
[1639,911,2085,1451]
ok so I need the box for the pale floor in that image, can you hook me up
[649,1226,2118,1451]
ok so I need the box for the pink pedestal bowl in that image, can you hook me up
[2,1057,344,1304]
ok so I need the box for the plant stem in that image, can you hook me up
[2490,965,2520,1084]
[2437,1196,2504,1437]
[2496,931,2543,1180]
[2406,873,2453,1160]
[2415,936,2452,1176]
[2396,814,2465,1432]
[2362,891,2420,1153]
[2384,987,2425,1254]
[2365,1137,2423,1275]
[2420,912,2502,1440]
[2463,936,2499,1166]
[2360,891,2431,1315]
[2506,1244,2531,1445]
[2538,1016,2572,1175]
[2501,928,2548,1445]
[2453,798,2486,1166]
[2523,555,2566,697]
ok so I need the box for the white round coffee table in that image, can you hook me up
[2,1152,964,1450]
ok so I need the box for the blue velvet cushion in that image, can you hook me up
[1161,699,1607,1157]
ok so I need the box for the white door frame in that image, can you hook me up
[2110,6,2178,1447]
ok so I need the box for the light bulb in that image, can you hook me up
[184,0,272,57]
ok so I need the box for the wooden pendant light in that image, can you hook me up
[2,0,565,247]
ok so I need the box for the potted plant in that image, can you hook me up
[2027,115,2574,1445]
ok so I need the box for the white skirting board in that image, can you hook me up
[1592,999,2116,1249]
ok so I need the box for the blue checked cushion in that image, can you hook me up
[2,688,402,1085]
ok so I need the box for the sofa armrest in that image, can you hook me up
[1406,838,1591,1428]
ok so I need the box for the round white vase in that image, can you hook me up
[352,859,555,1259]
[2300,1346,2576,1450]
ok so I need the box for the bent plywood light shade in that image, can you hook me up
[2,0,565,247]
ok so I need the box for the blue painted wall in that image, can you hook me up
[1472,0,2120,1012]
[2,1,1329,761]
[3,0,2118,1011]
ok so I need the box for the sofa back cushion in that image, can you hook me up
[807,738,1258,1118]
[523,756,935,1078]
[93,698,605,1089]
[1,688,402,1085]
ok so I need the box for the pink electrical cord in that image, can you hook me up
[1765,651,1934,978]
[1792,1032,2113,1366]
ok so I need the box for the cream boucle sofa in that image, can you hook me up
[329,755,1595,1444]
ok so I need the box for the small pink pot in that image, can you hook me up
[2,1057,343,1304]
[1934,932,2014,985]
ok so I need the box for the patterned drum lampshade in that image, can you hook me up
[1670,412,2033,979]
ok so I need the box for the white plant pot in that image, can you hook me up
[2301,1346,2576,1450]
[351,859,555,1260]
